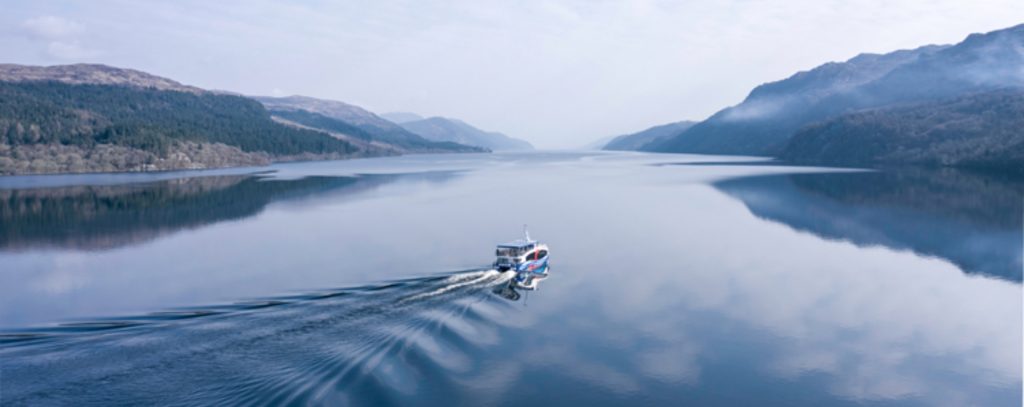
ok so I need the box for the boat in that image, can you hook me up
[494,226,550,290]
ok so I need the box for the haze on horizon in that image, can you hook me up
[2,1,1022,148]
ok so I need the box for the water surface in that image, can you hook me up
[0,152,1020,406]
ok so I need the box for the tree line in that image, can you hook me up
[0,81,358,157]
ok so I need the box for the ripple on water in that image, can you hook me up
[0,268,528,406]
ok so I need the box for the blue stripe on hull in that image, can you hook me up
[516,257,549,274]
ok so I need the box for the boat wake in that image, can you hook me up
[400,270,510,303]
[0,268,525,406]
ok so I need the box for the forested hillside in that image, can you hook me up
[779,89,1024,171]
[0,81,361,174]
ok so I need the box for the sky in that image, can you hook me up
[2,1,1023,148]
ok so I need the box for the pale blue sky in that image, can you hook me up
[2,1,1023,147]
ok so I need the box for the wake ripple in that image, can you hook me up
[0,269,524,406]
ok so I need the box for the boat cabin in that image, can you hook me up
[495,239,536,257]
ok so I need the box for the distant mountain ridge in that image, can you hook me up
[603,121,694,151]
[255,95,396,131]
[645,23,1024,164]
[397,116,533,151]
[254,96,484,153]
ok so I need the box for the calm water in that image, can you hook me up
[0,152,1020,406]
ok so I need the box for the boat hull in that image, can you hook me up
[514,269,548,290]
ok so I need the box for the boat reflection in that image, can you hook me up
[492,270,549,301]
[492,281,523,301]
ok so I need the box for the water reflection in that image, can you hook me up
[0,153,1018,406]
[492,282,523,301]
[714,168,1023,281]
[491,273,549,301]
[0,172,458,251]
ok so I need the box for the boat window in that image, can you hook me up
[537,250,548,259]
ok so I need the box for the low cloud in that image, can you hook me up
[47,41,98,59]
[719,96,791,121]
[20,15,97,60]
[21,15,83,40]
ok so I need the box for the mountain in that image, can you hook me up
[779,89,1024,171]
[398,117,533,151]
[267,108,484,153]
[647,23,1024,157]
[645,46,945,155]
[0,63,203,93]
[254,96,483,153]
[603,121,694,151]
[255,95,396,131]
[0,64,367,175]
[379,112,424,124]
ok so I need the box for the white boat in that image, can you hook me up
[493,226,549,290]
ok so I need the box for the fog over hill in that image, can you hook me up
[643,24,1024,170]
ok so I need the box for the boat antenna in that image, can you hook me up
[523,224,531,242]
